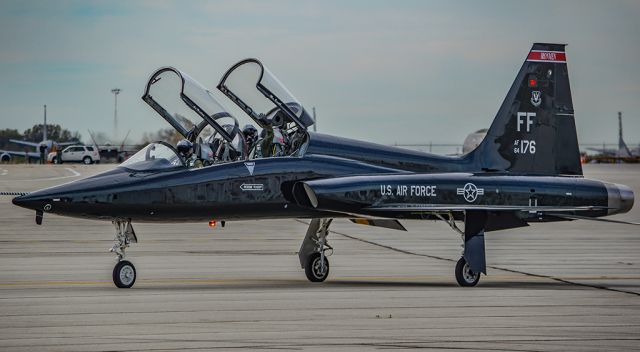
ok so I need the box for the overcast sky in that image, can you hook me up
[0,0,638,147]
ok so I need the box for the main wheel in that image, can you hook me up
[82,156,92,165]
[455,257,480,287]
[305,252,329,282]
[113,260,136,288]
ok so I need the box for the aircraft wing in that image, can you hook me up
[57,141,78,147]
[349,218,407,231]
[9,139,39,148]
[586,147,616,156]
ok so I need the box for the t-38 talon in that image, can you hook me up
[12,43,635,288]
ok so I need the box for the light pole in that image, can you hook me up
[111,88,121,140]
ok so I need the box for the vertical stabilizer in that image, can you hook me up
[470,43,582,175]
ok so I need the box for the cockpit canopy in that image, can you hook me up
[119,141,184,171]
[142,67,240,144]
[139,61,314,169]
[217,59,314,130]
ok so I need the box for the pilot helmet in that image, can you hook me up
[242,124,257,138]
[176,139,193,157]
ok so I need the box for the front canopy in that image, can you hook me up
[119,141,185,171]
[217,59,314,130]
[142,67,239,144]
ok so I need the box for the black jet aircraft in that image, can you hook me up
[11,43,636,288]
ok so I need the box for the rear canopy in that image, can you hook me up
[217,58,314,130]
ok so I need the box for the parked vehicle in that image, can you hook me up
[47,145,100,164]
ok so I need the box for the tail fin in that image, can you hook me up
[471,43,582,176]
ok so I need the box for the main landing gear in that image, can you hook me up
[439,210,488,287]
[299,218,333,282]
[110,219,138,288]
[455,257,480,287]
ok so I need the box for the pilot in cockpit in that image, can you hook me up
[176,139,202,168]
[242,124,258,155]
[258,111,288,158]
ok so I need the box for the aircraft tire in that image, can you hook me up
[305,252,329,282]
[455,257,480,287]
[113,260,136,288]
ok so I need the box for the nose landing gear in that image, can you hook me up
[113,260,136,288]
[110,219,137,288]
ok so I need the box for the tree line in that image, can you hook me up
[0,124,81,150]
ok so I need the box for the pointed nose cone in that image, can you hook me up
[11,167,131,219]
[11,195,24,207]
[12,193,45,211]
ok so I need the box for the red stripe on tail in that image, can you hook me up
[527,51,566,63]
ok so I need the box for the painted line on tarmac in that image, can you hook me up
[0,169,7,176]
[0,274,638,288]
[0,278,299,287]
[64,167,81,177]
[4,167,82,182]
[0,275,549,288]
[295,219,640,297]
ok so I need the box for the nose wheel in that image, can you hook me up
[113,260,136,288]
[305,252,329,282]
[110,219,138,288]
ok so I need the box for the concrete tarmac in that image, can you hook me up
[0,163,638,351]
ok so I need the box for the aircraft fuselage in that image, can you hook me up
[11,142,633,226]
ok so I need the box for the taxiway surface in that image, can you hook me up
[0,163,638,351]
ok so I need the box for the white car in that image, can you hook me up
[48,145,100,164]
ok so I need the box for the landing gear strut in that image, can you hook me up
[110,219,137,288]
[439,211,487,287]
[299,219,333,282]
